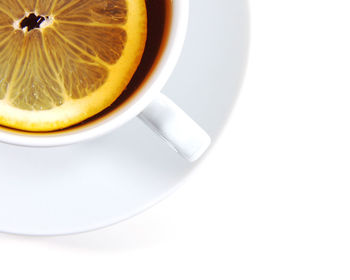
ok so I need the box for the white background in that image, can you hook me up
[2,0,350,279]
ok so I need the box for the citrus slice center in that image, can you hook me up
[0,0,147,132]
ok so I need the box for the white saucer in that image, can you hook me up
[0,0,249,235]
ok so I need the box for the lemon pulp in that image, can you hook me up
[0,0,147,131]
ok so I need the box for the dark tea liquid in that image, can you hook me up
[0,0,172,135]
[72,0,172,130]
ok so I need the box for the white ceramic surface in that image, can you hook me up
[0,0,249,235]
[0,0,189,147]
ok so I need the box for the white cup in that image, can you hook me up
[0,0,211,162]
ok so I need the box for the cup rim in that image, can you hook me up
[0,0,189,147]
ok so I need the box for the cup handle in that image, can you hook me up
[138,93,211,162]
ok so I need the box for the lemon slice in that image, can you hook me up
[0,0,147,131]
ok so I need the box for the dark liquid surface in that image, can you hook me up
[0,0,172,135]
[70,0,172,131]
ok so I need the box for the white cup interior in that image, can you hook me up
[0,0,189,147]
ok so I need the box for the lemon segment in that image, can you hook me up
[0,0,147,131]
